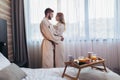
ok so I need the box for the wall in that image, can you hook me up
[0,0,13,61]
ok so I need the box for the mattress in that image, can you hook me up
[22,67,120,80]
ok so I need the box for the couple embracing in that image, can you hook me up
[40,8,65,68]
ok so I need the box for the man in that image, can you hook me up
[40,8,63,68]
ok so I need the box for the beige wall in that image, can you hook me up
[0,0,13,61]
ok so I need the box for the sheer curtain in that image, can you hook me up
[24,0,120,73]
[59,0,120,73]
[24,0,58,68]
[61,0,120,73]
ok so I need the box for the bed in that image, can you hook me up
[22,67,120,80]
[0,52,120,80]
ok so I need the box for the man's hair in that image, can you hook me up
[44,8,54,16]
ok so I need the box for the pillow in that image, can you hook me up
[0,63,27,80]
[0,52,11,70]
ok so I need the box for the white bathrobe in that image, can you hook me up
[54,23,65,67]
[40,18,61,68]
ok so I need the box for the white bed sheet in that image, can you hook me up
[22,67,120,80]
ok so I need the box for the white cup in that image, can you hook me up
[68,55,74,61]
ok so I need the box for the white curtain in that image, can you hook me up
[24,0,58,68]
[24,0,120,73]
[59,0,120,73]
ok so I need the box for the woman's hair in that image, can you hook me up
[57,12,65,25]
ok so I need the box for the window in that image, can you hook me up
[27,0,116,41]
[88,0,115,39]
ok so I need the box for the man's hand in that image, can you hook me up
[61,36,64,41]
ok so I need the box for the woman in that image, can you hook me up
[54,12,65,67]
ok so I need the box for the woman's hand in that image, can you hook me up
[61,36,64,41]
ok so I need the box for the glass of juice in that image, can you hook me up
[91,53,97,61]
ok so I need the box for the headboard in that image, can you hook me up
[0,18,8,58]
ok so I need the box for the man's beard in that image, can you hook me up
[48,15,51,20]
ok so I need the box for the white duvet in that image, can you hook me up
[22,67,120,80]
